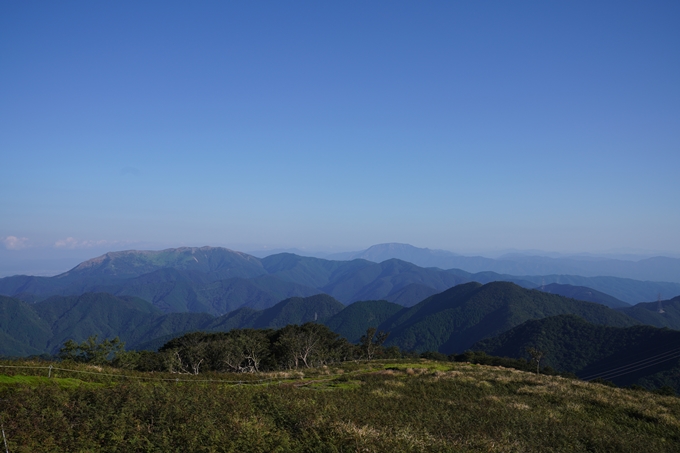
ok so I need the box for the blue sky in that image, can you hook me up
[1,1,679,275]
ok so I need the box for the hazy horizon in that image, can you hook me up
[2,2,679,276]
[2,240,680,278]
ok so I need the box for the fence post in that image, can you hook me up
[48,365,53,379]
[2,420,9,453]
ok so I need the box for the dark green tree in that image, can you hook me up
[59,335,126,365]
[527,347,545,374]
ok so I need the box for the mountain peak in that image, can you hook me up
[58,247,265,279]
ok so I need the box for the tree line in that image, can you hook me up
[59,324,394,374]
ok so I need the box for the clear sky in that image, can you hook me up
[1,1,679,275]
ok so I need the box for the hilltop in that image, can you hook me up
[0,358,678,452]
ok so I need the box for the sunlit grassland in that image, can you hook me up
[0,374,96,389]
[1,359,679,452]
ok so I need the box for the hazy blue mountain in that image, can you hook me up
[327,243,481,267]
[0,247,269,303]
[328,243,680,283]
[2,247,680,320]
[536,283,630,308]
[319,258,467,304]
[0,275,73,300]
[473,314,680,390]
[263,244,680,305]
[2,264,321,316]
[384,283,440,307]
[247,247,335,259]
[61,246,267,280]
[255,253,469,305]
[261,253,374,288]
[379,281,639,354]
[514,274,680,304]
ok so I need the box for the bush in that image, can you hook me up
[420,351,449,361]
[654,385,676,396]
[591,378,617,388]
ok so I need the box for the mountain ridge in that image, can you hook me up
[2,247,680,316]
[326,243,680,283]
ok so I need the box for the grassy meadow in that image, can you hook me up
[1,359,679,452]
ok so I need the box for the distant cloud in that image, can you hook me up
[54,237,110,249]
[3,236,30,250]
[120,166,140,176]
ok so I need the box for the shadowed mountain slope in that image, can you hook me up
[473,314,680,390]
[380,282,639,354]
[618,295,680,330]
[324,300,404,342]
[241,294,345,330]
[34,293,162,353]
[0,296,52,356]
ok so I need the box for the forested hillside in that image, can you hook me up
[473,314,680,390]
[0,282,646,358]
[378,282,638,353]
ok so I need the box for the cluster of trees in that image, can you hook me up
[59,324,393,374]
[59,336,127,365]
[55,326,559,378]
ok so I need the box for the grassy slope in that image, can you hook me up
[1,359,679,452]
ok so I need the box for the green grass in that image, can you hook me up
[0,374,94,389]
[1,360,679,452]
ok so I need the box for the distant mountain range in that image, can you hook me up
[2,247,680,316]
[325,243,680,283]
